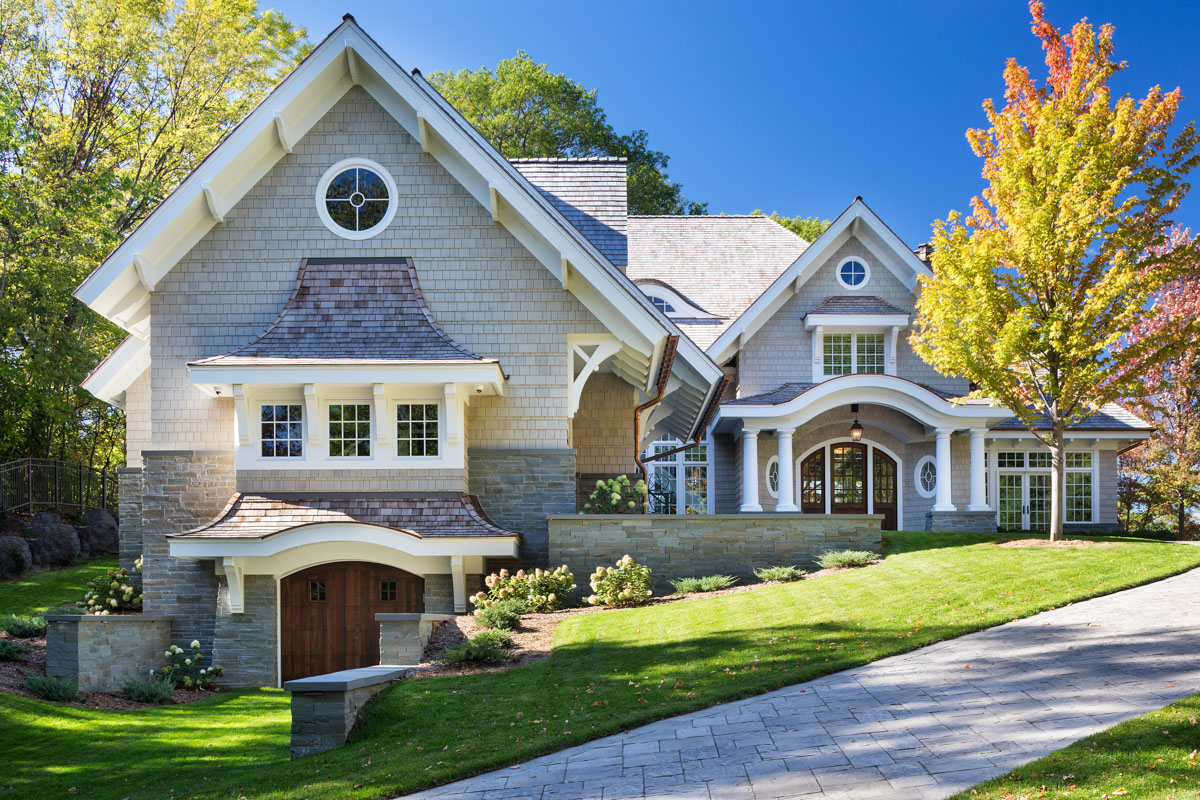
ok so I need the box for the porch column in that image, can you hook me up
[450,556,466,613]
[933,428,956,512]
[775,428,797,511]
[740,428,762,512]
[968,429,988,511]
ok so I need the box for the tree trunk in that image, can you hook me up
[1049,422,1066,542]
[1179,490,1188,540]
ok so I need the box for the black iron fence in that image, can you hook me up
[0,459,118,516]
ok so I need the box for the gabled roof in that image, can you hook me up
[626,215,810,349]
[189,258,489,367]
[510,158,628,266]
[71,17,722,441]
[708,198,934,364]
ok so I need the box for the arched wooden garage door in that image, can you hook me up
[281,561,424,682]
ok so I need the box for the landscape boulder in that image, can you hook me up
[0,536,32,578]
[34,511,62,525]
[22,522,80,566]
[80,508,119,555]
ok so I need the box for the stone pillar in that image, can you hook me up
[740,428,762,512]
[933,430,955,512]
[116,467,143,572]
[775,428,797,512]
[968,429,989,511]
[213,574,277,687]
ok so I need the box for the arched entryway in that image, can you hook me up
[280,561,424,682]
[797,441,900,530]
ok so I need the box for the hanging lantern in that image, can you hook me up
[849,420,864,441]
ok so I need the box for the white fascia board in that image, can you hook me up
[804,313,910,330]
[81,336,150,408]
[169,523,519,560]
[987,429,1152,440]
[188,361,505,394]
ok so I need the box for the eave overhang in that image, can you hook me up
[187,360,506,397]
[80,336,150,408]
[804,313,910,330]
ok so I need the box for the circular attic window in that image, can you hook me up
[315,158,398,240]
[836,257,870,290]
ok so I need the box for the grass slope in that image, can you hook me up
[1,534,1198,800]
[0,557,118,616]
[954,693,1200,799]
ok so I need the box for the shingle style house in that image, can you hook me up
[74,18,1151,686]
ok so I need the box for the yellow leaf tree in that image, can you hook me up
[912,2,1200,540]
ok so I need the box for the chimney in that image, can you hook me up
[914,243,934,264]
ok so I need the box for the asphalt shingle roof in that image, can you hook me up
[170,492,517,540]
[724,380,958,406]
[190,258,492,366]
[625,216,810,350]
[807,296,909,316]
[992,403,1153,431]
[510,158,628,267]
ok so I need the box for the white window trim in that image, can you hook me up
[394,400,445,460]
[766,455,779,498]
[258,401,306,459]
[326,399,375,460]
[821,332,887,377]
[986,446,1098,526]
[836,256,871,291]
[638,285,721,320]
[314,157,399,241]
[915,455,937,499]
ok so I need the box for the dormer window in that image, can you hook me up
[649,295,676,314]
[634,282,722,320]
[836,257,870,290]
[329,403,371,457]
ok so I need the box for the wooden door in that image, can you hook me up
[281,562,423,683]
[872,450,898,530]
[800,450,825,514]
[830,443,868,515]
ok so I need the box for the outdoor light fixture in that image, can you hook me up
[850,420,864,441]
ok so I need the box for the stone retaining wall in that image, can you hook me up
[924,511,997,533]
[549,514,882,593]
[377,613,455,663]
[285,666,407,759]
[45,615,173,692]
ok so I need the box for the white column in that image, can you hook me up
[811,325,823,383]
[968,429,988,511]
[933,428,956,512]
[775,428,797,511]
[740,428,762,512]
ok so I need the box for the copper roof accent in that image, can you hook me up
[169,492,518,540]
[806,296,909,316]
[190,258,494,367]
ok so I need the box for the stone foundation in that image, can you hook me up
[377,613,454,663]
[45,615,173,692]
[549,514,882,593]
[469,449,576,566]
[213,574,277,687]
[925,511,998,533]
[116,467,143,572]
[285,666,406,759]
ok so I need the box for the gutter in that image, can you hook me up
[633,336,678,508]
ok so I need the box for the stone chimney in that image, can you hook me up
[914,243,934,264]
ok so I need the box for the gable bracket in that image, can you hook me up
[273,111,295,154]
[569,340,621,418]
[346,43,360,84]
[131,254,155,292]
[201,183,225,223]
[488,183,501,224]
[417,113,431,153]
[559,255,571,289]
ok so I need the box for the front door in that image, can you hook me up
[800,450,825,514]
[280,561,424,683]
[830,443,868,515]
[872,450,898,530]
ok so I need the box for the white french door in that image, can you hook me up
[997,472,1051,531]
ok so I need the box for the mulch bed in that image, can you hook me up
[997,538,1111,548]
[0,633,220,709]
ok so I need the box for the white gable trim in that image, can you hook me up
[709,198,933,364]
[80,336,150,409]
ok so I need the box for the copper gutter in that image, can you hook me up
[633,335,678,509]
[641,374,731,464]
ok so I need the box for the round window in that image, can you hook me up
[837,257,870,289]
[767,457,780,498]
[915,456,937,498]
[315,158,397,240]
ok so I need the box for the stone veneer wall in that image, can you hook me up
[423,574,454,614]
[549,514,882,593]
[468,450,577,566]
[213,574,277,687]
[45,615,173,692]
[116,467,143,572]
[140,450,235,656]
[925,511,997,533]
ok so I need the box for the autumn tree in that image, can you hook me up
[428,52,705,215]
[0,0,307,468]
[911,2,1200,540]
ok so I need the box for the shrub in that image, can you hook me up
[470,566,574,612]
[1,615,46,638]
[122,677,175,704]
[0,639,24,661]
[83,564,142,615]
[25,673,81,702]
[587,555,653,607]
[754,565,808,583]
[669,574,738,594]
[815,549,877,569]
[157,641,222,690]
[440,631,513,665]
[44,605,85,616]
[474,599,527,631]
[582,475,646,514]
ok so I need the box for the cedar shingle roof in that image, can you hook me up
[723,380,959,406]
[807,296,909,316]
[992,403,1153,431]
[510,158,628,267]
[190,258,492,366]
[169,492,517,540]
[626,216,810,349]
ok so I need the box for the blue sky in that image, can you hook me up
[275,0,1200,246]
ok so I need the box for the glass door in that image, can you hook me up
[830,443,867,514]
[998,474,1024,531]
[1027,473,1051,531]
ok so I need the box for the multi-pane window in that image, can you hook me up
[1066,472,1092,522]
[683,443,709,514]
[1028,452,1052,469]
[261,404,303,458]
[997,452,1024,469]
[645,436,709,515]
[994,449,1094,525]
[396,403,439,457]
[649,296,676,314]
[309,581,326,602]
[329,404,371,457]
[823,333,886,376]
[767,458,780,497]
[919,459,937,495]
[380,581,397,602]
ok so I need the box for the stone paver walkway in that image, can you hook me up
[402,566,1200,800]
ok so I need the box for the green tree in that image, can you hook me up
[751,210,830,242]
[0,0,307,468]
[910,2,1200,540]
[428,51,705,216]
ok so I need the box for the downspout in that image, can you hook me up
[633,335,678,511]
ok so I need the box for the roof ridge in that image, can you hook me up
[628,214,781,220]
[507,156,628,163]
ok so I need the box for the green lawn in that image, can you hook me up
[0,556,118,616]
[1,533,1198,800]
[954,693,1200,799]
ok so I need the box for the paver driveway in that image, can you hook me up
[402,565,1200,800]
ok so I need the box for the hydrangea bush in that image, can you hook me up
[581,475,646,514]
[157,641,222,690]
[83,558,142,615]
[587,555,653,607]
[470,566,575,612]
